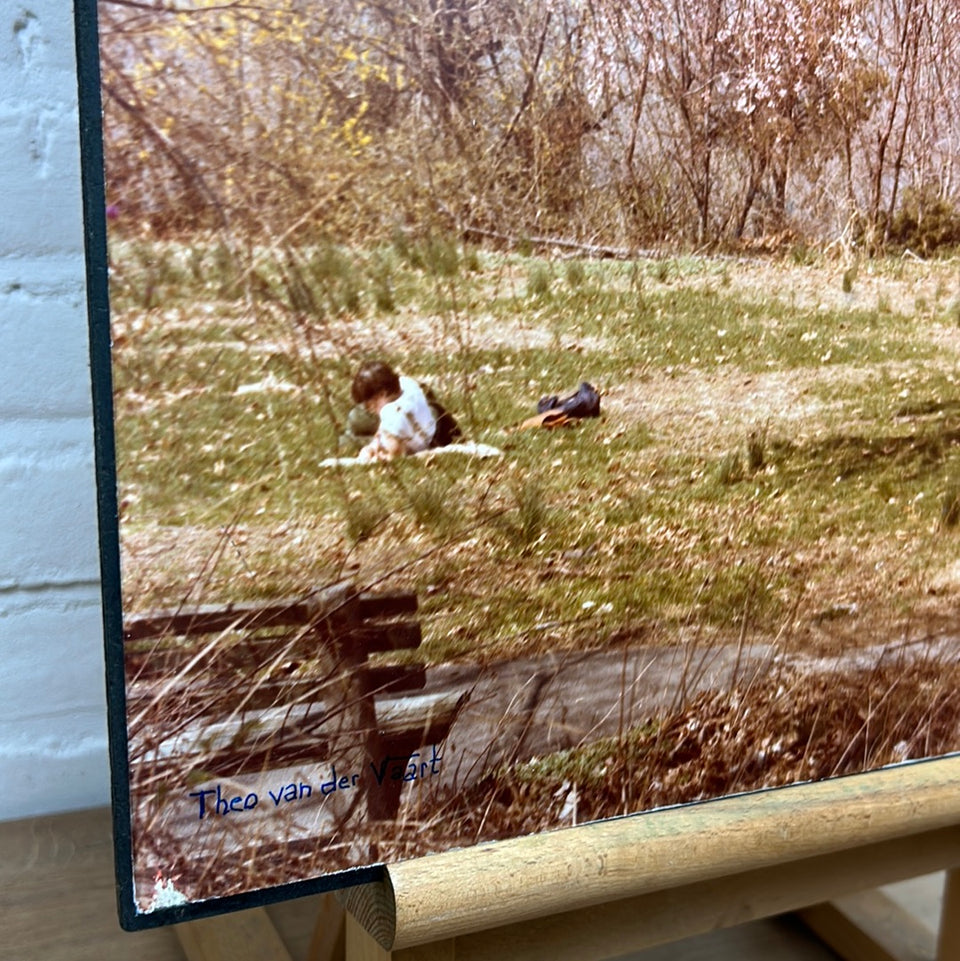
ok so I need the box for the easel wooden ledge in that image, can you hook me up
[323,756,960,961]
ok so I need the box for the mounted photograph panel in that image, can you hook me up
[76,0,960,931]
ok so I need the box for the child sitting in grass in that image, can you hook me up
[349,361,438,462]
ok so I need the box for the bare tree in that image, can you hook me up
[97,0,960,251]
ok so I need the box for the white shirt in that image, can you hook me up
[376,376,436,454]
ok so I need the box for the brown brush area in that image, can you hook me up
[447,656,960,841]
[136,654,959,905]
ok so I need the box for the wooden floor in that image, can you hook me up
[1,806,944,961]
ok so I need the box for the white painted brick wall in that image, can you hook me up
[0,1,111,820]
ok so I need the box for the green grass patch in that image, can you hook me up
[110,242,960,661]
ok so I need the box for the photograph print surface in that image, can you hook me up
[88,0,960,926]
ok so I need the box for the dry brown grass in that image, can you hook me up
[130,650,959,906]
[442,654,960,843]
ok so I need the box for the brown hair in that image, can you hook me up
[351,361,401,405]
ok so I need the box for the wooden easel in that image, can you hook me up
[175,757,960,961]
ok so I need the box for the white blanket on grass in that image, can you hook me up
[320,441,503,468]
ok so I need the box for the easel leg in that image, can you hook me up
[796,889,934,961]
[937,868,960,961]
[308,892,347,961]
[345,913,392,961]
[176,907,293,961]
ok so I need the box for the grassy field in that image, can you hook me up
[110,237,960,667]
[112,237,960,904]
